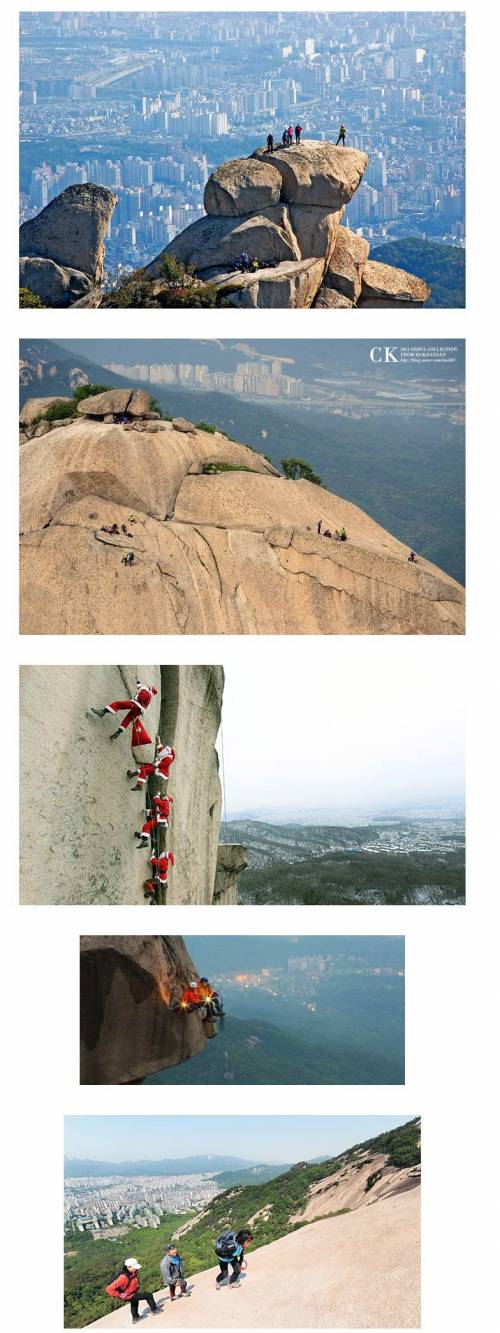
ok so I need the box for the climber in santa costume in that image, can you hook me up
[135,795,174,847]
[150,850,175,885]
[128,739,176,789]
[91,681,157,740]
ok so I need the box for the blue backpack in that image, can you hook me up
[215,1230,238,1260]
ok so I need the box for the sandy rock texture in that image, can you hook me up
[19,664,224,905]
[19,411,464,636]
[89,1187,420,1328]
[19,255,94,307]
[80,936,207,1083]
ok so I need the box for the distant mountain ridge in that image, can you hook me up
[64,1154,254,1179]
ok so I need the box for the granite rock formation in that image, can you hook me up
[20,398,464,636]
[19,183,117,306]
[144,140,430,309]
[80,935,208,1083]
[19,664,225,905]
[214,844,250,904]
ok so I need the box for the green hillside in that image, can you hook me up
[64,1119,420,1327]
[370,238,465,308]
[238,848,465,906]
[144,1013,403,1086]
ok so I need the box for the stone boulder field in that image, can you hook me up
[19,144,430,309]
[20,391,464,636]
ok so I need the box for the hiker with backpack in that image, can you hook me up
[215,1229,253,1288]
[160,1244,189,1301]
[105,1259,159,1324]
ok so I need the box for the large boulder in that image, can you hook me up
[252,141,368,208]
[77,389,132,417]
[359,260,430,307]
[148,206,300,275]
[20,395,73,426]
[324,227,370,300]
[288,203,343,261]
[204,156,282,216]
[314,287,354,308]
[128,389,153,417]
[19,256,93,307]
[19,183,117,282]
[205,257,325,308]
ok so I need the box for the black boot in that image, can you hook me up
[90,707,107,718]
[109,729,122,740]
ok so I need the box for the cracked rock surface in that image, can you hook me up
[20,408,463,636]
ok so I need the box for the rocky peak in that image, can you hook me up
[19,183,117,307]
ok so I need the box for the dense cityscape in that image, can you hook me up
[64,1172,220,1238]
[20,10,465,276]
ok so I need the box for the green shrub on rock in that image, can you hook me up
[19,286,44,308]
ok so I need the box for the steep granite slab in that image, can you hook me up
[146,205,301,275]
[359,259,430,306]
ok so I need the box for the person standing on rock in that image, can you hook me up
[160,1245,189,1301]
[266,133,274,153]
[105,1259,159,1324]
[282,128,288,148]
[287,124,293,146]
[215,1229,253,1289]
[135,794,174,847]
[336,123,347,146]
[91,682,157,739]
[295,123,303,143]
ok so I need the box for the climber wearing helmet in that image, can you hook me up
[105,1259,159,1324]
[179,981,204,1010]
[198,978,224,1017]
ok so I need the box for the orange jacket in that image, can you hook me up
[106,1274,139,1301]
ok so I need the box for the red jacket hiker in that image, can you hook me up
[181,984,202,1008]
[106,1273,139,1302]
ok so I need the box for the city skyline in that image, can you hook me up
[20,11,465,276]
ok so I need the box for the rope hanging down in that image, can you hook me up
[219,716,228,845]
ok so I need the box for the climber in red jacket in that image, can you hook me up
[179,981,203,1010]
[135,794,174,847]
[91,682,157,740]
[150,849,175,885]
[128,740,176,789]
[106,1259,159,1323]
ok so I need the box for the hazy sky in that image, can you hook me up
[65,1115,412,1164]
[220,648,464,814]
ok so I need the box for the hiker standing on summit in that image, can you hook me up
[336,123,347,146]
[160,1244,189,1301]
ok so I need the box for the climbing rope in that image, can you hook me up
[219,715,228,845]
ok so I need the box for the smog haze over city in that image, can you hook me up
[20,10,465,275]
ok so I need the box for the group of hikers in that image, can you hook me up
[317,519,348,541]
[91,679,176,902]
[106,1231,254,1322]
[97,513,138,567]
[264,123,347,153]
[266,123,303,152]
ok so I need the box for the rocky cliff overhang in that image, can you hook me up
[19,404,464,636]
[80,936,207,1083]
